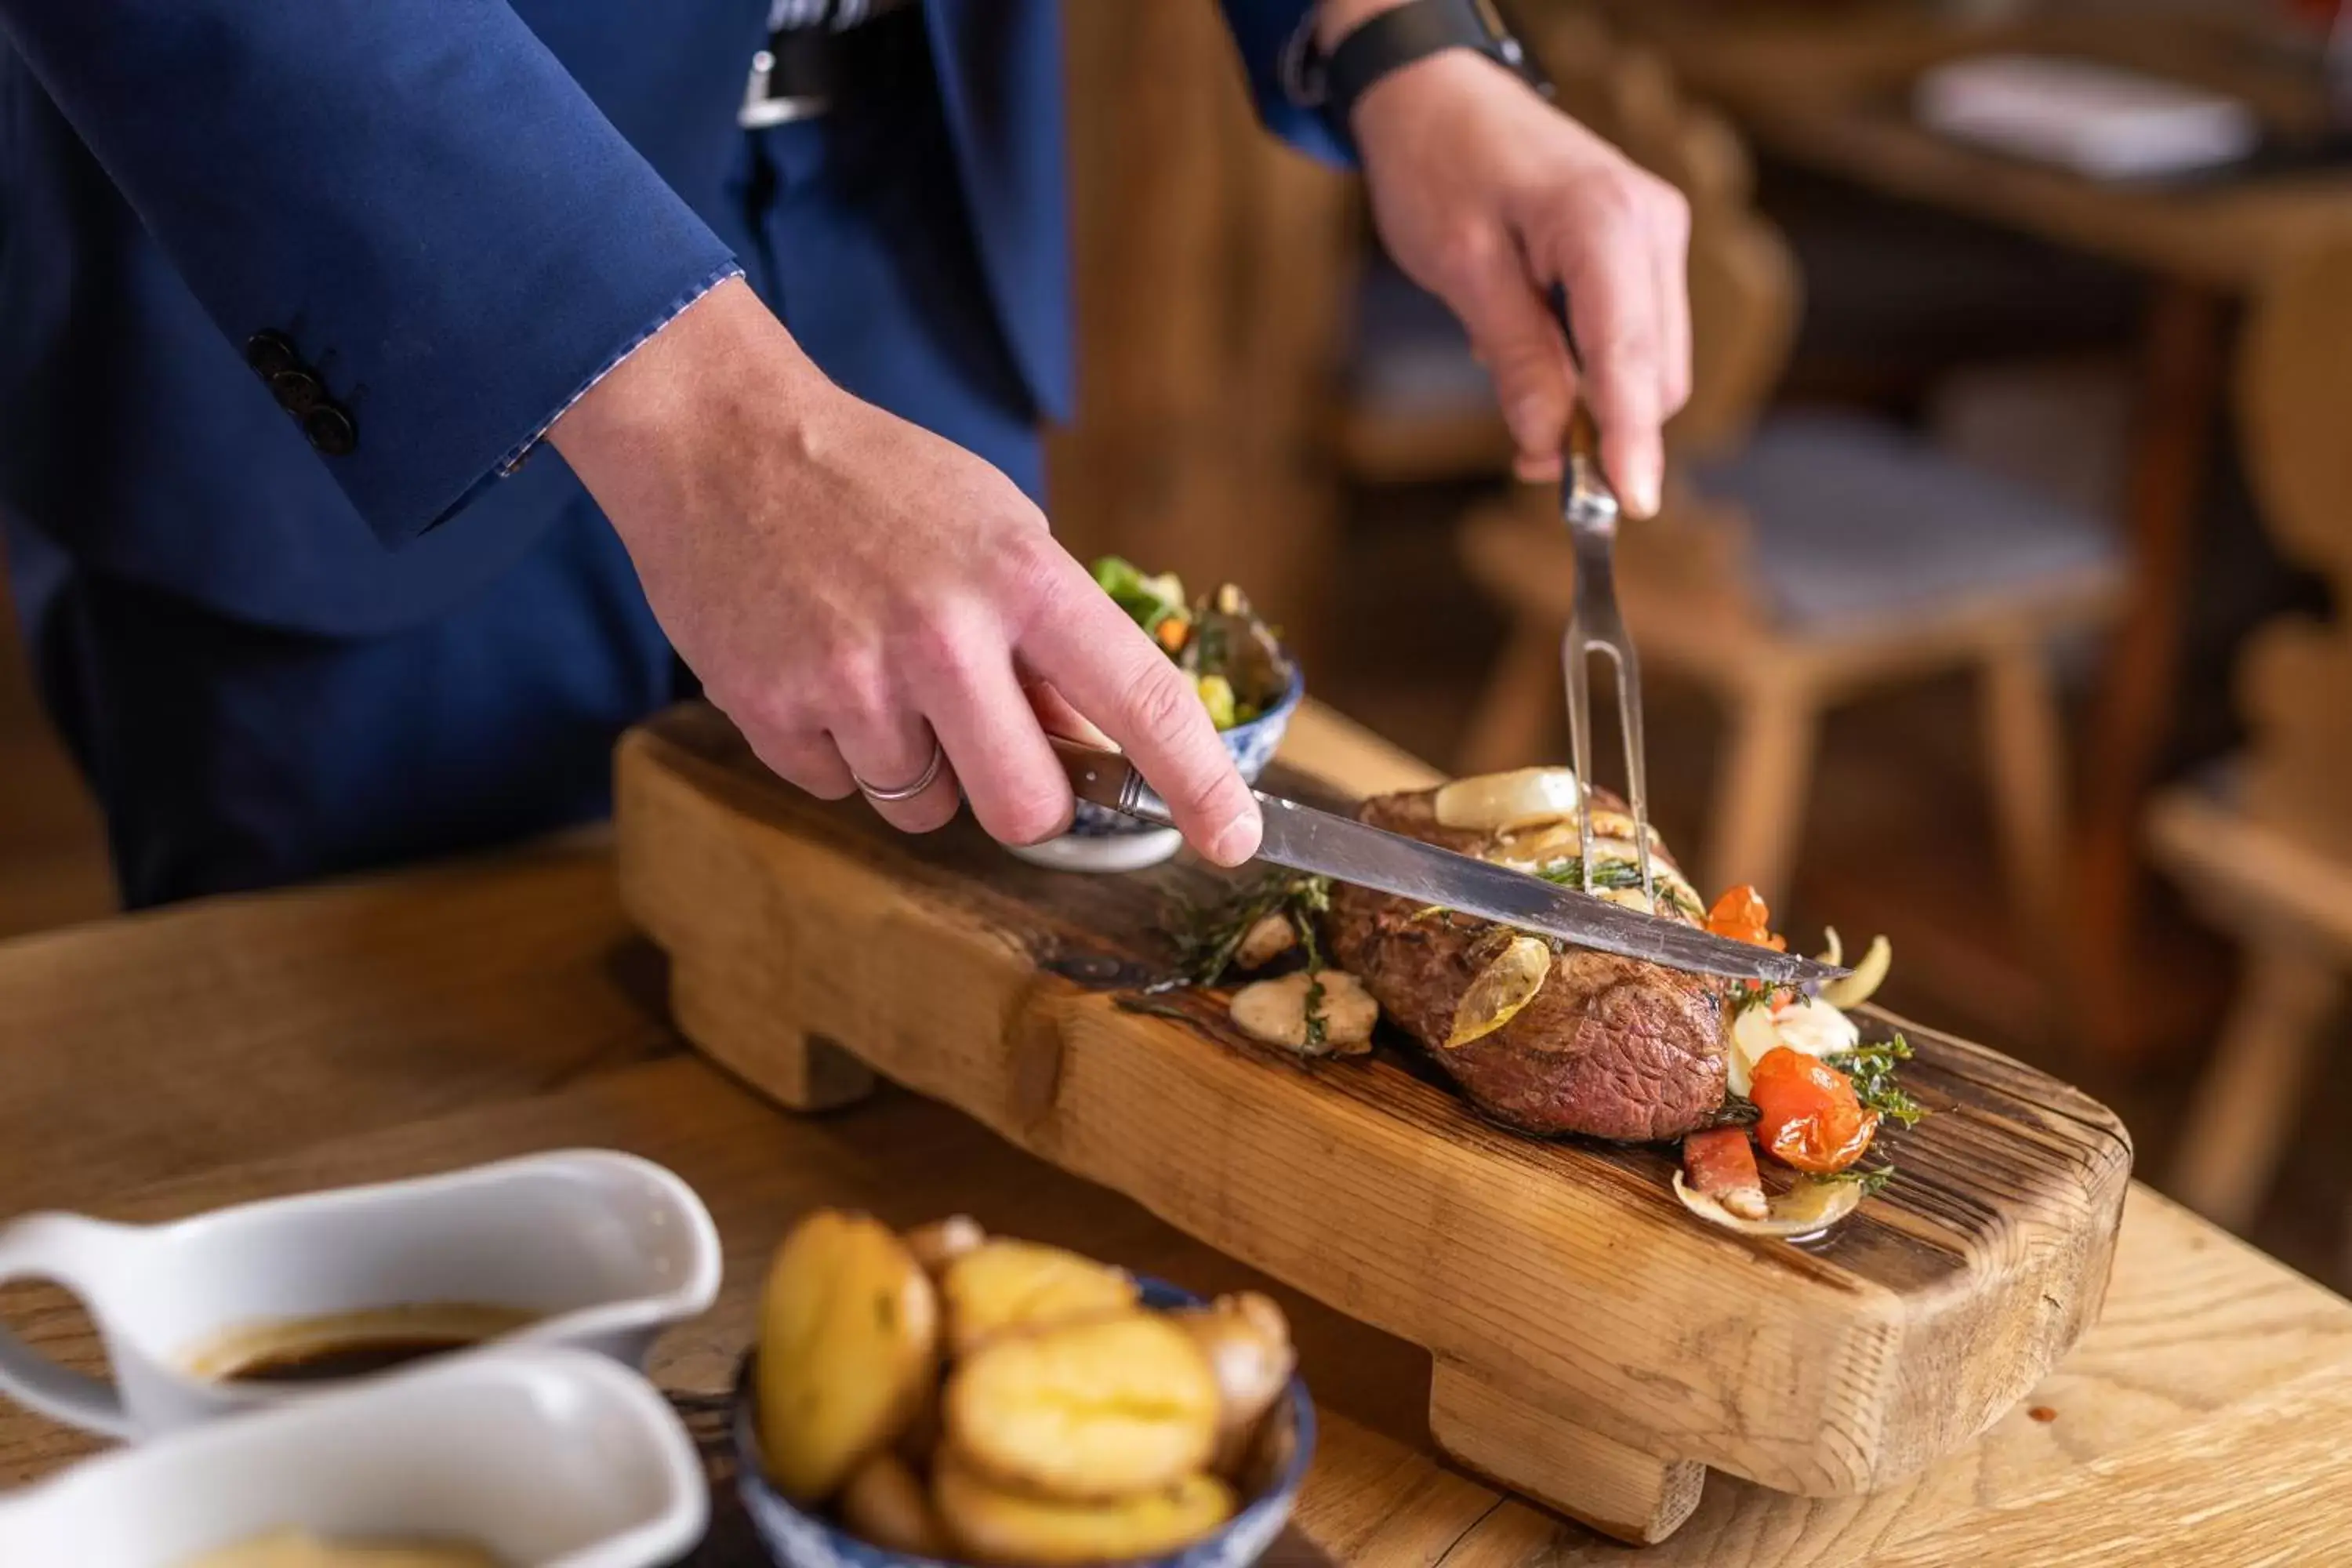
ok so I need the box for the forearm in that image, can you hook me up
[0,0,739,546]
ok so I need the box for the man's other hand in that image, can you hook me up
[550,278,1264,866]
[1326,1,1693,513]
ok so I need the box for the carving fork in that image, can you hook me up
[1555,301,1657,908]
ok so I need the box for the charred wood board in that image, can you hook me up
[615,703,2132,1546]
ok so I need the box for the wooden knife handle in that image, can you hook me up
[1049,737,1174,825]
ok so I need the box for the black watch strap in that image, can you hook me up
[1294,0,1549,127]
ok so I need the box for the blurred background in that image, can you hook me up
[5,0,2352,1278]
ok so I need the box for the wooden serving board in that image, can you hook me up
[615,704,2133,1548]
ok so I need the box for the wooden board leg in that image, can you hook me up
[1707,681,1820,912]
[1980,639,2071,990]
[2170,943,2343,1229]
[1458,618,1563,775]
[1427,1358,1705,1545]
[668,953,876,1112]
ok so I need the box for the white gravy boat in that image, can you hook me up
[0,1346,708,1566]
[0,1150,720,1438]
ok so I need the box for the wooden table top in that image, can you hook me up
[1596,2,2352,289]
[2,702,2349,1564]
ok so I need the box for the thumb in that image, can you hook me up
[1443,254,1575,483]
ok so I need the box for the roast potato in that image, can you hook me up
[906,1214,987,1277]
[939,1238,1138,1356]
[757,1210,939,1502]
[945,1312,1220,1501]
[932,1459,1234,1566]
[1167,1292,1295,1477]
[840,1450,956,1559]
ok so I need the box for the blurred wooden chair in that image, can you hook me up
[1450,18,2123,946]
[2160,238,2352,1230]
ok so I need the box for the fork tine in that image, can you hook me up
[1608,641,1658,905]
[1563,615,1599,897]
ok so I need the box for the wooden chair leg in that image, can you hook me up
[1707,682,1820,911]
[2171,944,2344,1229]
[1428,1358,1705,1545]
[1458,618,1562,775]
[1980,639,2072,976]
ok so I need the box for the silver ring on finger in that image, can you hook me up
[853,742,946,804]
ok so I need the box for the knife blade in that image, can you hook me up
[1051,740,1849,987]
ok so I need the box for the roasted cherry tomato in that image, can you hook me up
[1705,884,1788,951]
[1749,1046,1878,1174]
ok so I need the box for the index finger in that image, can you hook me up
[1552,232,1665,517]
[1018,568,1261,866]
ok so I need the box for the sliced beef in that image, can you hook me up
[1323,789,1728,1142]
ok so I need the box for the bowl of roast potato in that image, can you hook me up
[733,1211,1312,1568]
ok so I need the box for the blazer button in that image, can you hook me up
[245,331,299,378]
[270,368,325,415]
[304,405,358,457]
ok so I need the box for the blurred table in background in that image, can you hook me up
[1584,0,2352,1062]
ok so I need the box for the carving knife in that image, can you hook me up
[1051,739,1848,988]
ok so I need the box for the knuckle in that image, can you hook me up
[1430,223,1508,295]
[995,785,1073,847]
[1124,666,1201,751]
[822,647,891,728]
[899,605,985,688]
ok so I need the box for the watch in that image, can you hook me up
[1283,0,1552,125]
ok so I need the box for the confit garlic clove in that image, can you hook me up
[1229,970,1377,1056]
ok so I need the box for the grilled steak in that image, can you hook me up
[1323,789,1729,1142]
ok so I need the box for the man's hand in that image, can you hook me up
[1324,2,1692,513]
[550,278,1264,865]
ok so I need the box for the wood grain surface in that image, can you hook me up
[0,702,2341,1564]
[615,703,2133,1538]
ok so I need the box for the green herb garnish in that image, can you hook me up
[1711,1093,1761,1128]
[1812,1164,1895,1198]
[1171,870,1333,988]
[1730,983,1783,1018]
[1827,1033,1926,1128]
[1535,857,1649,892]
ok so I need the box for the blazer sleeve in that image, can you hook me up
[0,0,742,547]
[1214,0,1357,165]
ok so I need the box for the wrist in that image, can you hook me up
[1315,0,1409,52]
[550,277,830,494]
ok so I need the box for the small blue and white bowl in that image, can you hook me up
[733,1277,1315,1568]
[1007,665,1306,874]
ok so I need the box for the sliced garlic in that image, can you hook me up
[1818,927,1844,967]
[1432,769,1581,834]
[1820,935,1893,1012]
[1672,1170,1864,1240]
[1229,970,1377,1056]
[1445,935,1552,1049]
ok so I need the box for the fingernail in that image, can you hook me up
[1628,469,1662,518]
[1208,806,1262,868]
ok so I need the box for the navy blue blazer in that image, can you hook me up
[0,1,1340,636]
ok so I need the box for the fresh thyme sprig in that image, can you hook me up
[1169,870,1334,1037]
[1812,1164,1895,1198]
[1827,1033,1926,1128]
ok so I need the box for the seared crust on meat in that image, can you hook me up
[1323,790,1728,1141]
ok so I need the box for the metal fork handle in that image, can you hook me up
[1552,291,1656,906]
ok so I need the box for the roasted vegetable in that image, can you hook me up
[905,1214,987,1277]
[840,1450,956,1559]
[939,1239,1138,1356]
[1704,884,1787,951]
[1671,1167,1864,1240]
[1750,1046,1878,1175]
[756,1210,940,1502]
[1432,768,1582,833]
[1681,1127,1767,1221]
[932,1459,1235,1566]
[944,1312,1221,1501]
[1167,1292,1296,1478]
